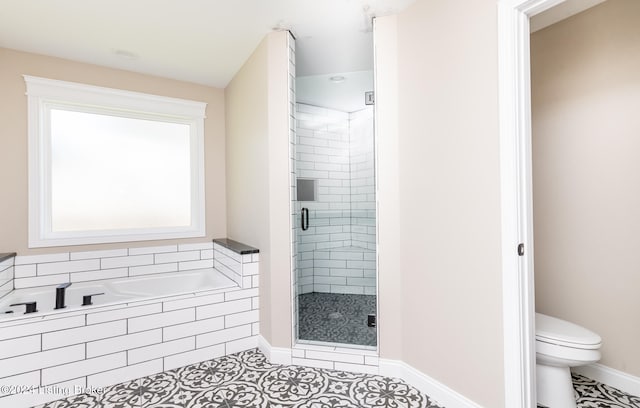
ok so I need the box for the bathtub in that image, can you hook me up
[0,240,261,408]
[0,268,237,320]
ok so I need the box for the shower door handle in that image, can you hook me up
[301,208,309,231]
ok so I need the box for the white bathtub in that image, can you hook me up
[0,268,237,320]
[109,269,235,297]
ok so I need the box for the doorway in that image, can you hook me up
[499,0,631,407]
[290,40,378,349]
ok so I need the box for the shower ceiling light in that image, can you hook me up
[329,76,346,83]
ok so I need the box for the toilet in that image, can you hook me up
[536,313,602,408]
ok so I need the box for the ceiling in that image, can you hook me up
[530,0,607,32]
[297,70,374,113]
[0,0,416,88]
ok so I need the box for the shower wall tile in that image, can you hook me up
[294,103,376,296]
[330,285,365,295]
[291,342,379,374]
[309,245,375,295]
[349,107,376,251]
[288,33,300,339]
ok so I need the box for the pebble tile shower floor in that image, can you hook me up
[34,349,640,407]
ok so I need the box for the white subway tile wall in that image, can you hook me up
[0,258,14,300]
[0,244,260,407]
[212,243,258,289]
[88,359,162,388]
[294,103,376,296]
[288,34,299,343]
[11,242,231,289]
[291,342,379,375]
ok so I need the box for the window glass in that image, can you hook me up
[25,76,206,247]
[50,109,192,232]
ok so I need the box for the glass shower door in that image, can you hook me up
[292,101,377,347]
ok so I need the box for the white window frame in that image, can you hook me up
[25,75,207,248]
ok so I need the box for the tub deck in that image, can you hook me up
[0,268,259,408]
[0,268,236,321]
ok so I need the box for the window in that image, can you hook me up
[25,76,207,247]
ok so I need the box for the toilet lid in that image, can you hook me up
[536,313,602,349]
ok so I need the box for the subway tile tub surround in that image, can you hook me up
[0,253,16,300]
[0,240,260,408]
[213,238,260,289]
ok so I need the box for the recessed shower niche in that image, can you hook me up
[296,178,317,202]
[290,41,377,348]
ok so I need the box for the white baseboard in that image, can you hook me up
[257,336,481,408]
[257,335,292,365]
[573,363,640,397]
[379,359,482,408]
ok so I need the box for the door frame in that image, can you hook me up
[498,0,567,406]
[288,40,381,352]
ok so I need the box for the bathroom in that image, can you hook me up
[0,0,639,407]
[0,1,382,405]
[530,0,640,406]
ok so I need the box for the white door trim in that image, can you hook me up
[498,1,567,407]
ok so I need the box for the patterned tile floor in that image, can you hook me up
[298,293,376,346]
[537,373,640,408]
[34,349,640,408]
[35,349,442,408]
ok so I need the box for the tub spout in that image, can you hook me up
[55,282,72,310]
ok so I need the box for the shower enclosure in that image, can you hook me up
[291,69,377,348]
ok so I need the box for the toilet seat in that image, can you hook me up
[536,313,601,349]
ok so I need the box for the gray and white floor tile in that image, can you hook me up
[298,293,376,346]
[34,349,441,408]
[537,373,640,408]
[573,373,640,408]
[34,350,640,408]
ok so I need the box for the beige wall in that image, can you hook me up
[376,1,505,406]
[225,31,292,347]
[374,16,404,362]
[531,0,640,376]
[0,47,227,255]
